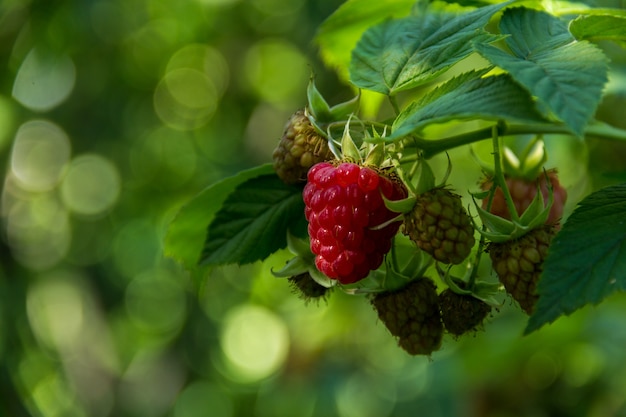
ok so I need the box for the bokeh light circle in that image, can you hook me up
[154,68,218,131]
[60,154,121,216]
[12,48,76,112]
[27,272,85,351]
[220,304,289,382]
[11,120,71,192]
[125,269,187,334]
[243,39,308,105]
[167,44,229,97]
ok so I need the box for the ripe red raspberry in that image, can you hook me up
[303,161,407,284]
[482,170,567,224]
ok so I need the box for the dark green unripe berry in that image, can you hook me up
[273,110,334,184]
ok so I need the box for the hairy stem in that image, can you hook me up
[405,121,626,159]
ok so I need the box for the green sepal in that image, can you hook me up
[472,178,554,243]
[271,255,310,278]
[437,264,502,307]
[521,141,548,180]
[308,267,336,288]
[307,76,332,122]
[286,230,314,260]
[340,119,362,161]
[502,146,521,176]
[329,90,361,121]
[518,179,553,227]
[383,194,416,214]
[471,189,490,200]
[502,140,548,180]
[473,202,523,242]
[415,160,436,195]
[364,142,385,167]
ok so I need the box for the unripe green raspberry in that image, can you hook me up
[371,278,443,356]
[404,187,476,264]
[439,288,491,336]
[273,110,334,184]
[288,272,332,304]
[488,224,556,314]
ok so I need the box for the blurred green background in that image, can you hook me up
[1,0,626,416]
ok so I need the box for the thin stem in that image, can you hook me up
[492,126,520,223]
[468,129,499,289]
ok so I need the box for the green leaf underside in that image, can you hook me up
[476,8,608,137]
[570,15,626,45]
[164,164,274,271]
[526,184,626,334]
[349,2,509,95]
[199,174,307,267]
[315,0,415,80]
[388,70,546,140]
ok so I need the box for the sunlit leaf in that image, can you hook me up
[315,0,415,81]
[526,184,626,334]
[164,164,274,271]
[476,7,609,137]
[199,173,307,266]
[388,71,547,140]
[569,14,626,46]
[349,2,509,95]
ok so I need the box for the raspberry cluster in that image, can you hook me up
[303,162,407,284]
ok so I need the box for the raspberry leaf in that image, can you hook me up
[165,164,274,271]
[349,2,509,95]
[569,14,626,46]
[199,171,307,266]
[475,8,609,137]
[525,184,626,334]
[315,0,415,81]
[388,71,547,141]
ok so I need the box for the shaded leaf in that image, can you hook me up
[164,164,275,271]
[349,2,509,95]
[388,71,547,140]
[526,184,626,334]
[200,173,307,266]
[476,7,609,137]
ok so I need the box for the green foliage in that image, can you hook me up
[199,169,307,266]
[388,70,547,140]
[185,1,626,338]
[315,0,416,80]
[526,184,626,333]
[570,14,626,46]
[476,8,609,137]
[165,164,275,271]
[349,2,509,95]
